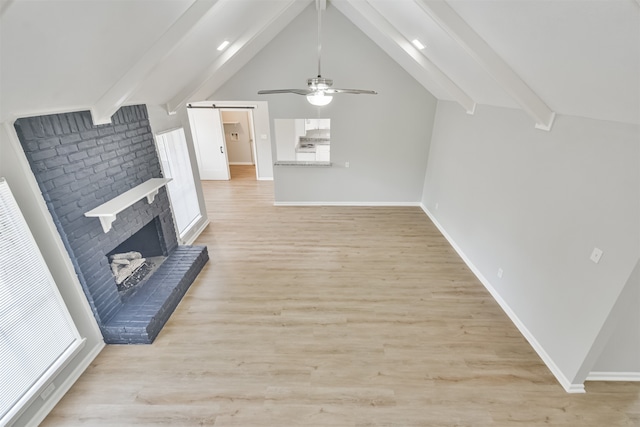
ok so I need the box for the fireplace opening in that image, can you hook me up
[107,217,167,294]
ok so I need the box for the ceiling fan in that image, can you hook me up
[258,0,377,106]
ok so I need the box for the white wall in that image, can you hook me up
[422,101,640,390]
[211,3,437,204]
[146,104,209,245]
[274,119,297,161]
[0,122,105,426]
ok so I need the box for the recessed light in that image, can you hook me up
[217,40,230,51]
[412,39,425,50]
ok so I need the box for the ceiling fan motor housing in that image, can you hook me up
[308,77,333,90]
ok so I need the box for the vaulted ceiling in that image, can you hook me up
[1,0,638,128]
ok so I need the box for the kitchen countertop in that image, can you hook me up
[274,161,332,167]
[299,137,330,143]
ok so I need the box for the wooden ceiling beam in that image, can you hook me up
[414,0,555,130]
[334,0,476,114]
[90,0,221,125]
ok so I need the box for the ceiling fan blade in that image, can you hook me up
[325,88,378,95]
[257,89,312,95]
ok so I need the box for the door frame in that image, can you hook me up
[186,101,274,181]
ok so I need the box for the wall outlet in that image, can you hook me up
[41,383,56,401]
[345,161,350,168]
[497,268,504,279]
[435,202,439,210]
[260,134,268,140]
[590,247,603,264]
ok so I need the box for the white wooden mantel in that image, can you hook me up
[84,178,172,233]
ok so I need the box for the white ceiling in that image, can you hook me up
[1,0,638,127]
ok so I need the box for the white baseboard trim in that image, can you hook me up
[565,383,586,393]
[587,372,640,381]
[229,162,254,166]
[182,218,210,245]
[26,340,105,427]
[257,176,274,181]
[419,203,584,394]
[274,201,421,207]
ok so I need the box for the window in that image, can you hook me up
[155,128,202,239]
[0,178,83,425]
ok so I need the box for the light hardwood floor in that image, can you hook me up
[42,165,640,426]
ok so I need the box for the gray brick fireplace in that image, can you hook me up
[14,105,208,344]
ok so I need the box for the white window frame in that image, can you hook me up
[0,177,85,426]
[154,127,203,242]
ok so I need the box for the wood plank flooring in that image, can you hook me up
[42,165,640,426]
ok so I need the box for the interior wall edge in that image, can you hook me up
[580,258,640,379]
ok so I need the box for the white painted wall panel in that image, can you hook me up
[422,101,640,388]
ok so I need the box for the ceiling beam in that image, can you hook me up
[414,0,555,130]
[165,0,312,114]
[334,0,476,114]
[90,0,221,125]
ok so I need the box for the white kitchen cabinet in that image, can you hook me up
[315,144,330,162]
[295,152,316,161]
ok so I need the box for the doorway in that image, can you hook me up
[186,102,273,181]
[221,110,256,172]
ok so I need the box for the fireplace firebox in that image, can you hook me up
[107,218,166,293]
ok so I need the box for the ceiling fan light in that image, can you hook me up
[307,92,333,106]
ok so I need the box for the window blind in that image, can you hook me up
[0,177,83,425]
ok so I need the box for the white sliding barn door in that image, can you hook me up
[187,107,230,180]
